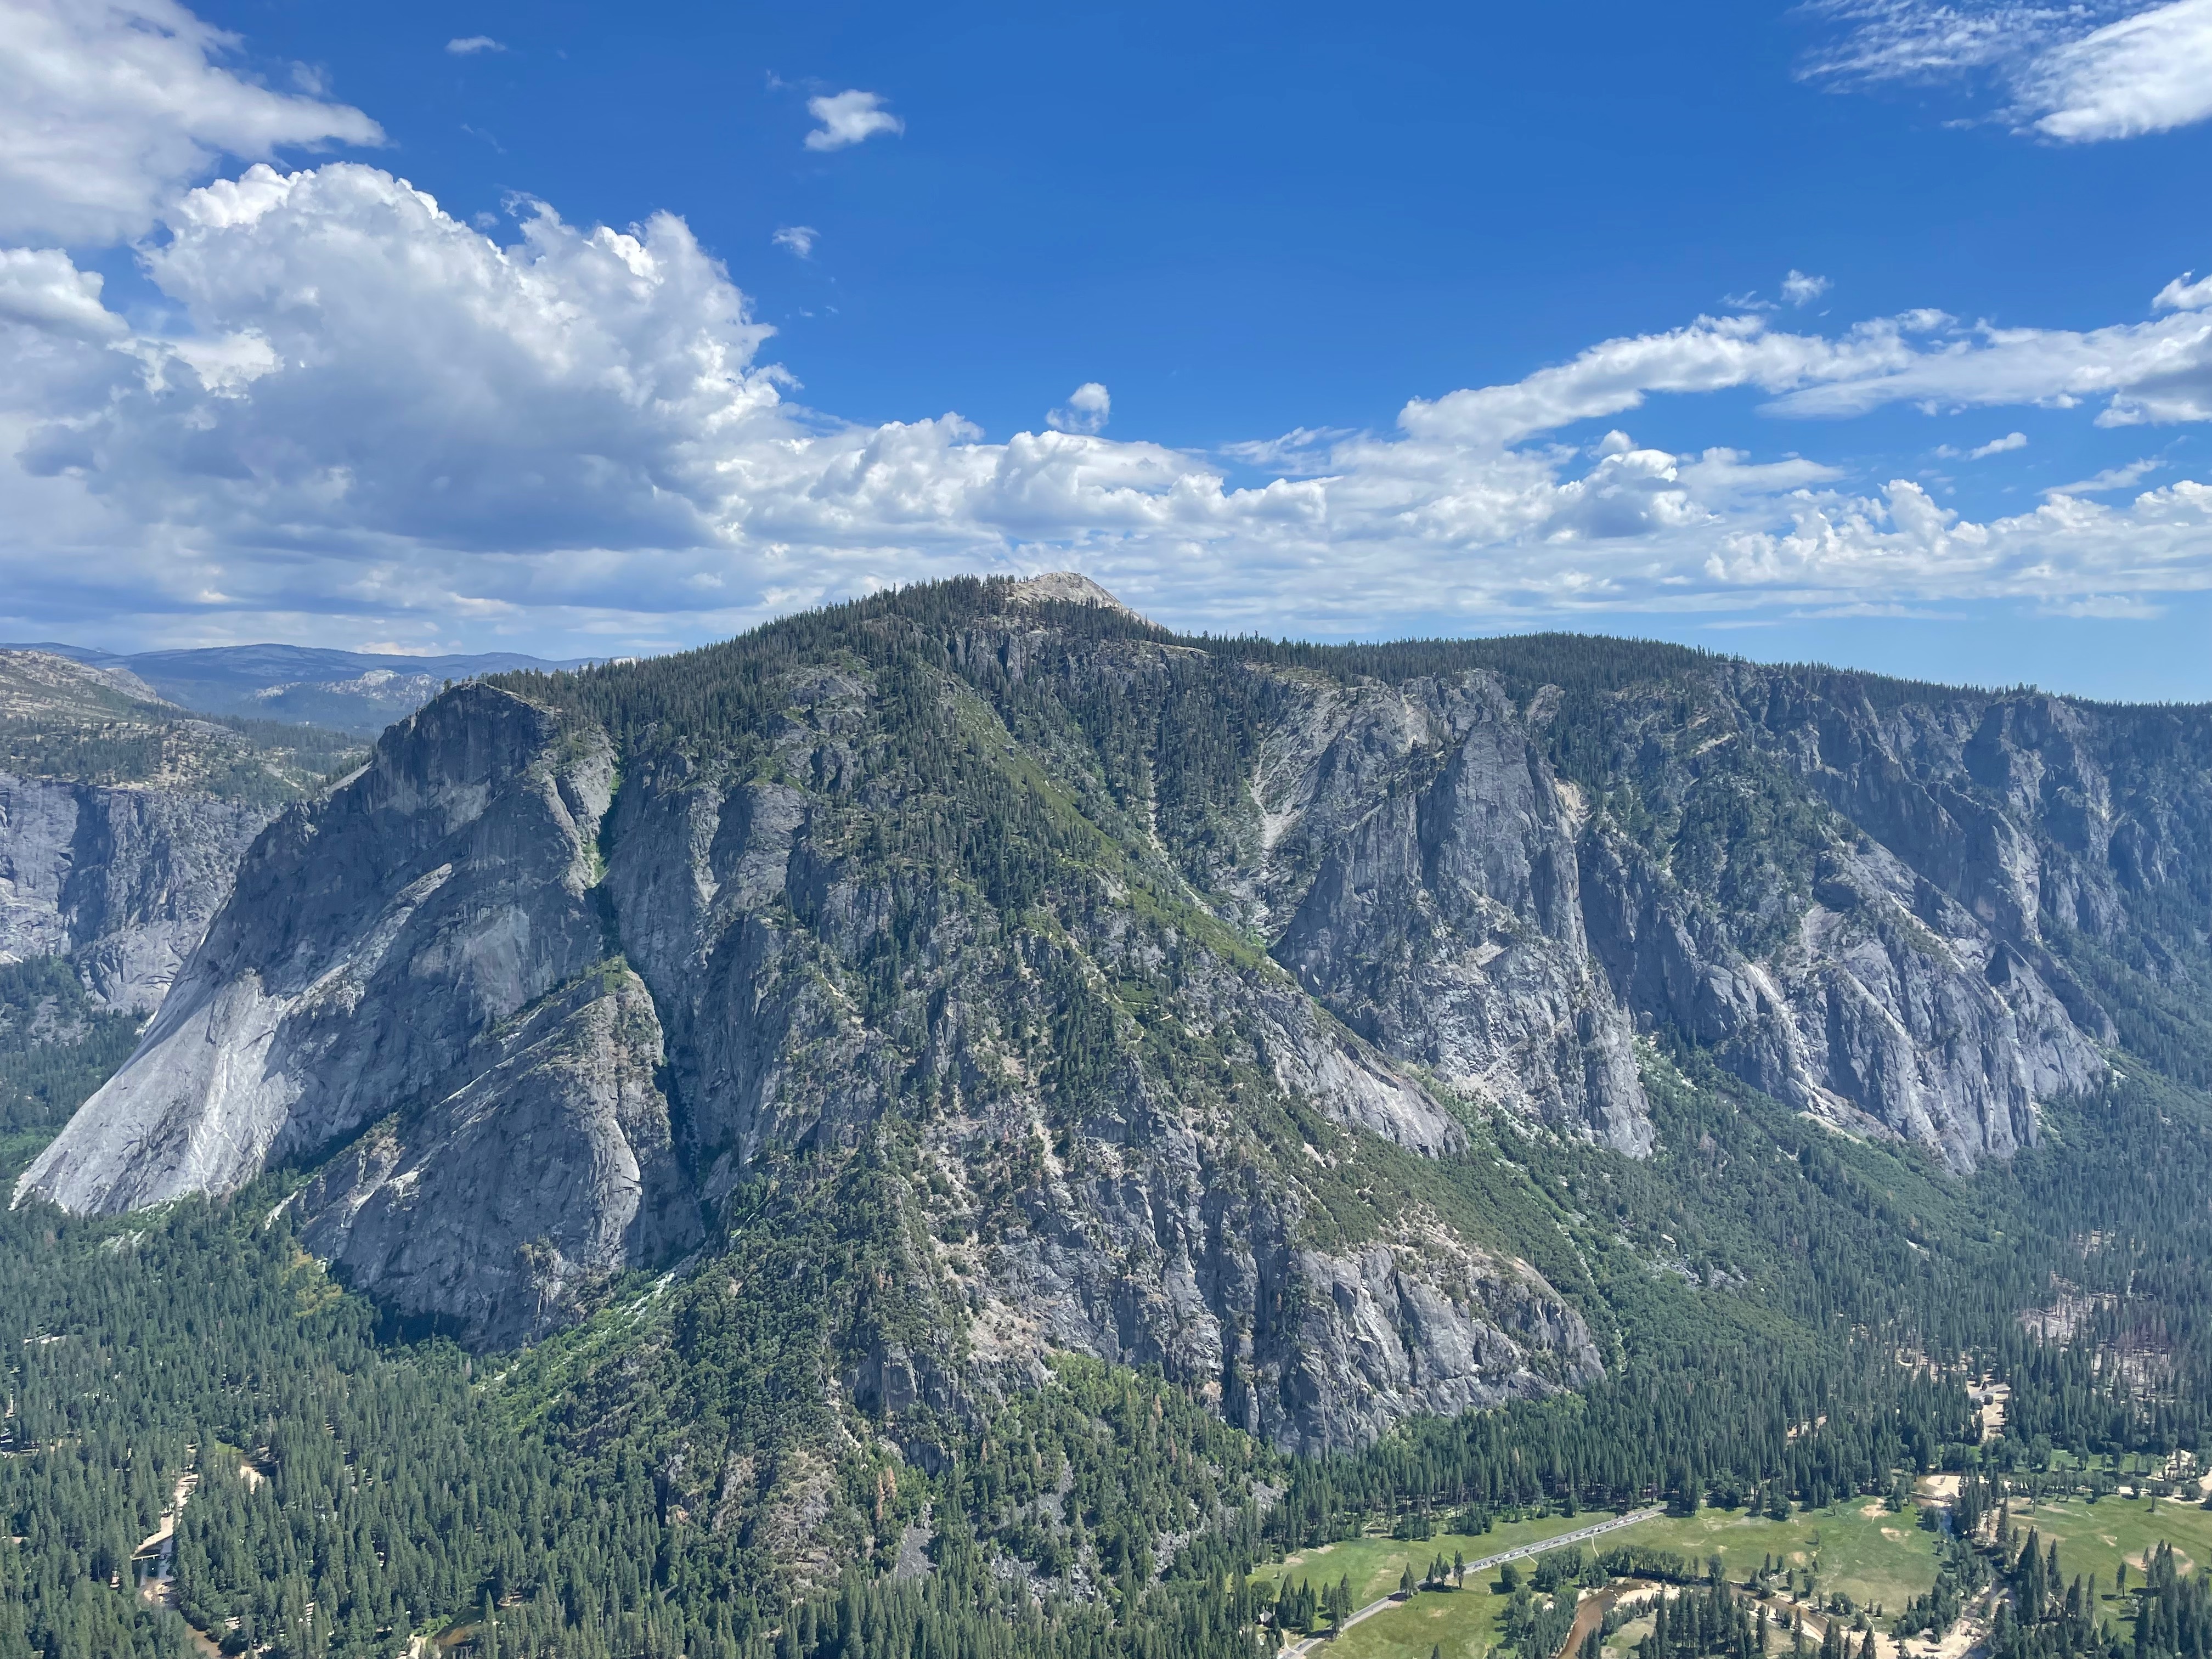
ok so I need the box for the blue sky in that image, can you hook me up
[4,0,2212,697]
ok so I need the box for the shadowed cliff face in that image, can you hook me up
[0,648,365,1015]
[0,774,273,1013]
[292,964,697,1348]
[16,580,2210,1445]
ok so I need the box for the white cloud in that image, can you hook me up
[2024,0,2212,139]
[1803,0,2212,141]
[1757,283,2212,426]
[1782,270,1832,306]
[803,89,903,151]
[1218,427,1356,474]
[1970,431,2029,457]
[2042,594,2166,617]
[0,0,382,244]
[1389,312,1942,448]
[2155,271,2212,311]
[1046,382,1111,436]
[8,171,2212,647]
[445,36,505,55]
[2045,457,2160,494]
[5,2,2212,650]
[1801,0,2118,83]
[0,248,127,339]
[772,225,817,258]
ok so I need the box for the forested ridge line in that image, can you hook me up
[6,577,2212,1659]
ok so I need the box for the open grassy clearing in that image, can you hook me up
[1998,1488,2212,1592]
[1246,1502,1945,1659]
[1251,1515,1616,1659]
[1255,1513,1607,1607]
[1607,1502,1943,1617]
[1312,1583,1509,1659]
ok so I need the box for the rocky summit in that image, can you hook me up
[16,578,2212,1454]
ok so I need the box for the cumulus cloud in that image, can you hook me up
[445,36,505,55]
[1970,431,2029,457]
[8,194,2212,646]
[9,166,2212,645]
[1803,0,2212,140]
[0,0,382,244]
[7,1,2212,650]
[2156,271,2212,311]
[771,225,817,258]
[0,248,127,339]
[13,163,782,563]
[1782,270,1832,306]
[803,89,903,151]
[1046,382,1111,435]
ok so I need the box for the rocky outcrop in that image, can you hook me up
[588,676,1546,1449]
[18,578,2210,1447]
[0,772,272,1012]
[1579,821,2104,1167]
[1257,674,1650,1154]
[18,658,1594,1451]
[991,1158,1599,1454]
[18,685,616,1212]
[291,964,698,1347]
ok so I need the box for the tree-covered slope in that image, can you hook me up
[6,576,2212,1659]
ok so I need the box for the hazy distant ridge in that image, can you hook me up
[0,642,599,735]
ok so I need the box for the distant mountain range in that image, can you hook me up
[0,641,599,735]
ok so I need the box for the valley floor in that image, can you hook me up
[1258,1482,2212,1659]
[1254,1477,2212,1659]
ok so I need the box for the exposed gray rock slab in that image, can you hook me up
[0,771,272,1012]
[291,964,699,1347]
[1262,674,1651,1154]
[17,685,616,1212]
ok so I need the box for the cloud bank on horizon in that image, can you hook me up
[3,0,2212,654]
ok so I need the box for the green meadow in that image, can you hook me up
[1247,1499,1948,1659]
[1257,1513,1617,1610]
[1994,1488,2212,1594]
[1606,1500,1942,1616]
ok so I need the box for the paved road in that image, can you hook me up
[1283,1506,1666,1655]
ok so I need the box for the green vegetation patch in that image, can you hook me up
[1605,1503,1939,1618]
[1998,1489,2212,1593]
[0,956,143,1134]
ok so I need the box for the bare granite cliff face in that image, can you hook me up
[0,773,272,1012]
[291,963,697,1347]
[17,579,2209,1439]
[1557,668,2120,1169]
[18,664,1595,1441]
[1251,673,1651,1154]
[18,686,619,1219]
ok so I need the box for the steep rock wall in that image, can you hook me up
[0,772,271,1012]
[19,671,1597,1451]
